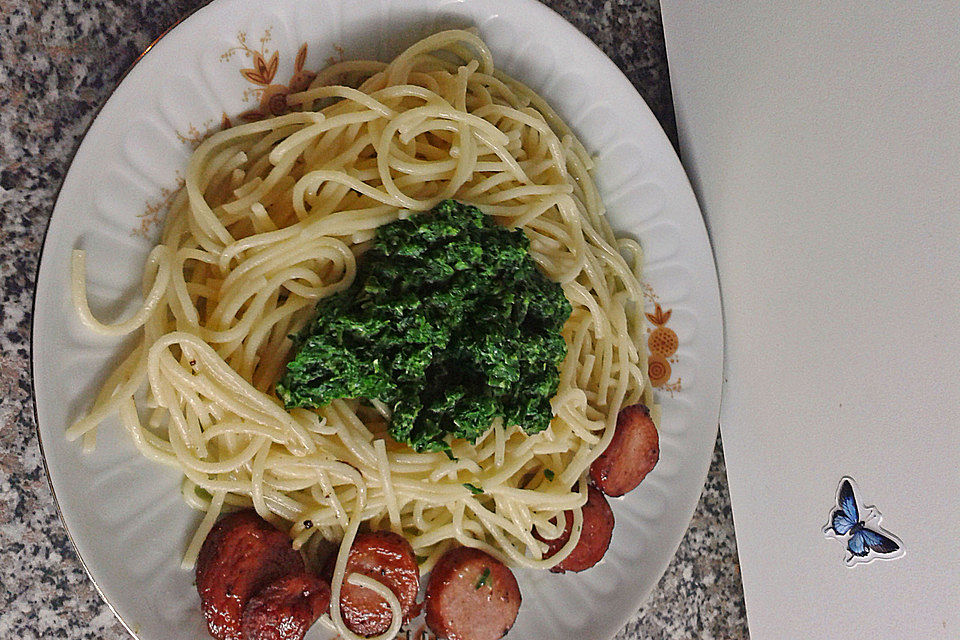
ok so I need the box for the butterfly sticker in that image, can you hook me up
[823,476,904,566]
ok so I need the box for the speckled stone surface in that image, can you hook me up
[0,0,746,638]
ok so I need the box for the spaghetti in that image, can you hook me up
[69,29,656,639]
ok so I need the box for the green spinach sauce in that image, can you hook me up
[277,200,571,453]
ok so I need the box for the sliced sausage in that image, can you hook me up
[533,484,614,573]
[240,572,331,640]
[196,510,305,640]
[322,531,420,637]
[590,403,659,496]
[425,546,521,640]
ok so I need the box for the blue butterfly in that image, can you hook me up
[823,477,903,566]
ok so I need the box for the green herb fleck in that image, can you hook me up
[443,449,457,461]
[277,200,571,452]
[475,567,491,589]
[543,469,555,481]
[463,483,483,495]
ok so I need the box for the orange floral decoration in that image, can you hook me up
[645,303,680,390]
[228,37,316,122]
[647,354,672,387]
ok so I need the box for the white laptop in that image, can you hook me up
[660,2,960,638]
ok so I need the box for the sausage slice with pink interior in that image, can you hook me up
[240,572,331,640]
[322,531,420,637]
[590,403,660,496]
[533,483,615,573]
[425,546,521,640]
[195,510,305,640]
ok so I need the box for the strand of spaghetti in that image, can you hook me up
[156,351,207,456]
[344,574,403,640]
[218,236,355,305]
[181,490,226,570]
[377,105,511,203]
[181,430,265,475]
[71,246,172,336]
[249,444,271,516]
[386,30,494,84]
[117,397,178,466]
[66,345,147,440]
[328,489,402,640]
[318,470,350,530]
[241,296,313,383]
[296,169,408,210]
[310,59,388,88]
[564,281,608,339]
[218,146,313,218]
[497,498,540,552]
[181,478,213,511]
[472,104,568,178]
[149,333,315,453]
[373,438,402,531]
[184,112,325,246]
[266,120,329,165]
[287,84,397,118]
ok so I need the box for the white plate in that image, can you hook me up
[32,1,723,638]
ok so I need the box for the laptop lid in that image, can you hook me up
[661,3,960,637]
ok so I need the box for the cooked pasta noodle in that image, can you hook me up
[69,29,657,639]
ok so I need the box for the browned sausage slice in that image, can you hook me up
[196,510,305,640]
[322,531,420,637]
[590,403,659,496]
[532,484,615,573]
[240,572,331,640]
[425,547,521,640]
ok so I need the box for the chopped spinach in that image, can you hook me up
[475,567,492,589]
[277,200,571,452]
[463,483,484,495]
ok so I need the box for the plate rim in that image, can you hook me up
[28,3,217,639]
[29,1,725,638]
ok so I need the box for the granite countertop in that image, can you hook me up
[0,1,747,638]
